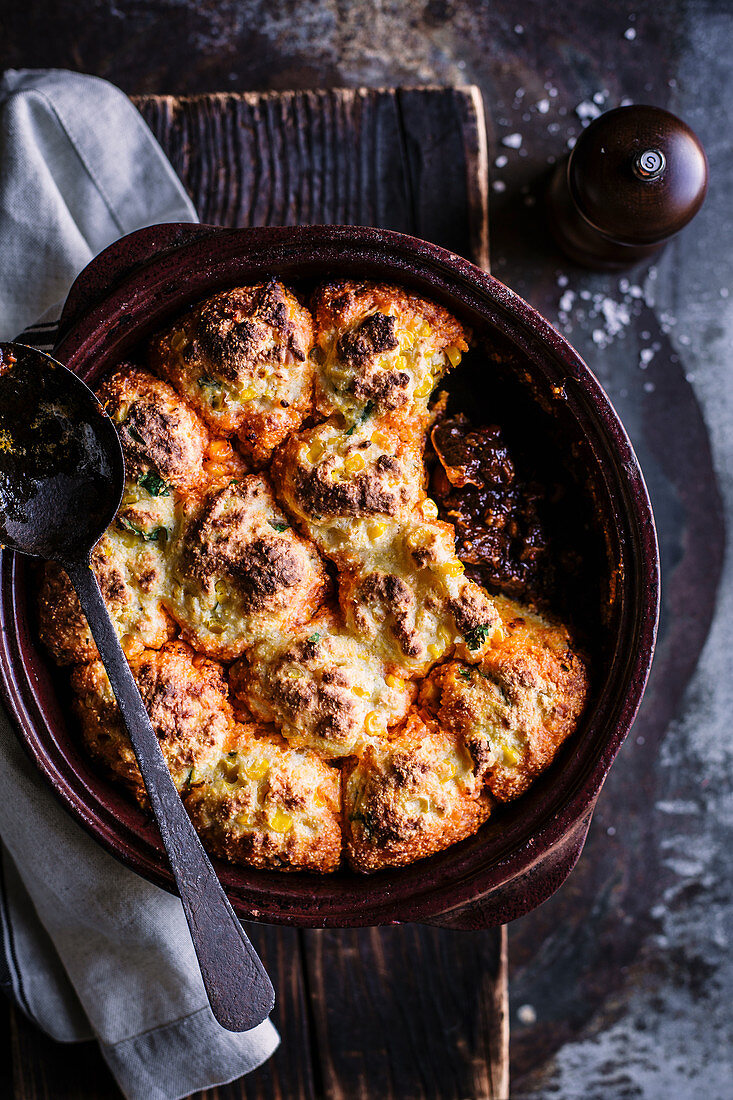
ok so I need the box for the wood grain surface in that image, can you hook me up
[1,85,507,1100]
[133,87,489,270]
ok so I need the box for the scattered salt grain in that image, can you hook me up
[492,179,507,192]
[600,297,631,337]
[517,1004,537,1025]
[514,24,524,34]
[593,91,606,105]
[643,381,655,393]
[625,26,637,40]
[639,347,655,369]
[494,154,508,168]
[720,287,729,298]
[557,274,569,288]
[559,289,575,313]
[536,98,550,114]
[575,100,602,124]
[502,132,522,149]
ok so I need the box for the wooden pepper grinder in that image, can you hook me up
[547,104,708,269]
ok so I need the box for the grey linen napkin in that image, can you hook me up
[0,68,279,1099]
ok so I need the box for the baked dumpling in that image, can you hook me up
[149,281,315,466]
[343,710,493,872]
[272,414,426,562]
[423,596,589,801]
[339,515,502,674]
[164,474,331,659]
[97,365,210,495]
[311,280,468,425]
[70,640,233,804]
[231,610,415,758]
[184,724,342,872]
[38,479,179,664]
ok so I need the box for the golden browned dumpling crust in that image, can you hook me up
[311,281,468,425]
[343,710,493,872]
[97,365,210,495]
[70,640,233,805]
[423,596,589,802]
[184,724,342,872]
[38,562,99,666]
[231,610,415,758]
[164,474,331,659]
[149,281,315,466]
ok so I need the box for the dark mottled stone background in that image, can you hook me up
[2,1,732,1096]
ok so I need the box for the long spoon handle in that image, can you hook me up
[64,558,275,1033]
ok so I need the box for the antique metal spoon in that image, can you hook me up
[0,342,274,1032]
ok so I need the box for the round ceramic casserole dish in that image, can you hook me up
[0,224,659,929]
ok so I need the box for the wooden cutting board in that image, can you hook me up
[134,86,490,270]
[3,87,507,1100]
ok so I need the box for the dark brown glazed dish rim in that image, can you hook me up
[0,224,659,927]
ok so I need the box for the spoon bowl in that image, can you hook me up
[0,343,124,562]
